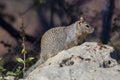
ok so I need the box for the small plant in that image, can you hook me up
[0,65,6,80]
[15,17,34,79]
[0,17,35,80]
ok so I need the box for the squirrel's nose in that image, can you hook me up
[89,28,94,33]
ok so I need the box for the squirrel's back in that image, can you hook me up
[40,27,67,61]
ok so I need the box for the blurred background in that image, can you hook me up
[0,0,120,72]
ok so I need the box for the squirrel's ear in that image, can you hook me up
[79,17,85,24]
[80,17,83,20]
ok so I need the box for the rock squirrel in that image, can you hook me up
[25,17,94,76]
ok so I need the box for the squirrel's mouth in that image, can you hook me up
[88,28,94,33]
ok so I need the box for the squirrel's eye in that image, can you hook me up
[86,25,89,28]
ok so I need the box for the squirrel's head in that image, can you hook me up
[77,17,94,34]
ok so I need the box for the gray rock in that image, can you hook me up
[25,42,120,80]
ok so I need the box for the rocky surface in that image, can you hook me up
[25,42,120,80]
